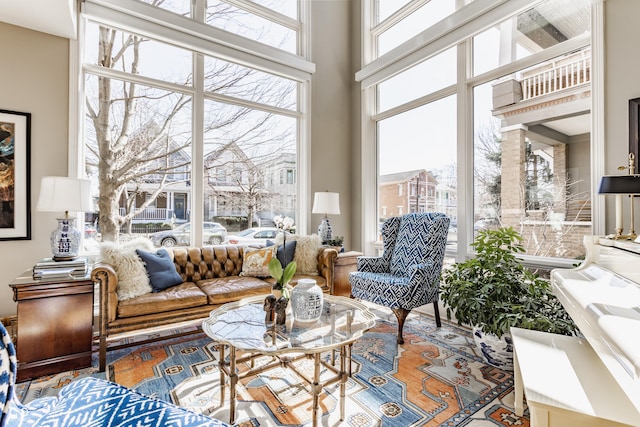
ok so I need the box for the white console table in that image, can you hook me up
[511,327,639,427]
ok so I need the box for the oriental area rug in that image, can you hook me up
[16,306,529,427]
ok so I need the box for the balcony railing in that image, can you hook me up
[521,50,591,101]
[119,207,172,221]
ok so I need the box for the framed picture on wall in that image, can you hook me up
[630,98,640,174]
[0,109,31,241]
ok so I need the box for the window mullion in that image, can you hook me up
[192,52,205,247]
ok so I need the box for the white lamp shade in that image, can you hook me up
[36,176,93,213]
[312,192,340,215]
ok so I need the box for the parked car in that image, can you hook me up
[84,223,98,239]
[225,227,281,245]
[149,222,227,247]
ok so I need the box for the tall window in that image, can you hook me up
[81,0,310,246]
[360,0,592,263]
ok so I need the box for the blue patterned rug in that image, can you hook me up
[16,307,528,426]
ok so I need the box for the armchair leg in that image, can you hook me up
[391,308,410,344]
[433,301,442,327]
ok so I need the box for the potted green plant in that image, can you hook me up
[268,258,297,297]
[440,226,577,370]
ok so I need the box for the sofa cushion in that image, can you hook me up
[267,240,297,269]
[240,246,277,278]
[117,282,207,318]
[275,234,322,275]
[136,249,183,292]
[197,276,272,305]
[100,238,155,300]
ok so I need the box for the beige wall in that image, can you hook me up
[0,23,70,317]
[603,0,640,235]
[309,0,353,248]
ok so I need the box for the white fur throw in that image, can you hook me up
[275,234,321,275]
[100,238,155,300]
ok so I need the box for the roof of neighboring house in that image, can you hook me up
[379,169,427,184]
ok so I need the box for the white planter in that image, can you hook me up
[472,326,514,371]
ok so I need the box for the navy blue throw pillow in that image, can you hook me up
[136,249,183,292]
[277,240,297,268]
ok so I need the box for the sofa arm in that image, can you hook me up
[317,247,339,289]
[91,263,119,325]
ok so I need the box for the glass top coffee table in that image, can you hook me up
[202,294,377,426]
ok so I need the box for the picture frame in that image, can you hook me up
[629,97,640,174]
[0,109,31,240]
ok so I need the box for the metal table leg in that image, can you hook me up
[311,352,321,427]
[218,344,226,407]
[340,344,347,420]
[229,346,238,424]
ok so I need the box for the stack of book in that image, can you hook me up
[32,257,89,280]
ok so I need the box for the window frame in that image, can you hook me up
[73,0,314,247]
[357,0,604,267]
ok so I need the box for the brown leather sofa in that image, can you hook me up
[92,244,338,371]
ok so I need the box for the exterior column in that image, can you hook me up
[553,144,568,219]
[500,125,528,227]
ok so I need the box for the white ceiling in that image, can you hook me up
[0,0,77,39]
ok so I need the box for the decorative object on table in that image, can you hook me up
[598,152,640,240]
[440,226,577,370]
[263,294,277,323]
[269,215,297,294]
[0,109,31,241]
[324,235,344,252]
[274,296,289,325]
[290,278,323,323]
[32,256,88,279]
[36,176,92,260]
[269,216,297,293]
[268,258,297,293]
[312,191,340,243]
[350,212,450,344]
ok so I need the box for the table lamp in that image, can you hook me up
[598,153,640,240]
[36,176,92,260]
[312,191,340,243]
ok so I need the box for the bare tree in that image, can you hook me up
[474,121,503,221]
[84,3,296,242]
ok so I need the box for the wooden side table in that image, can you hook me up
[332,251,362,296]
[10,270,94,381]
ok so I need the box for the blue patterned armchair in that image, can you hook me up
[0,322,229,427]
[349,212,450,344]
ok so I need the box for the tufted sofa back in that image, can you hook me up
[166,246,247,282]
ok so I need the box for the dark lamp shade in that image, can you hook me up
[598,175,640,194]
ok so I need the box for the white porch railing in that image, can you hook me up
[521,50,591,100]
[119,207,172,221]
